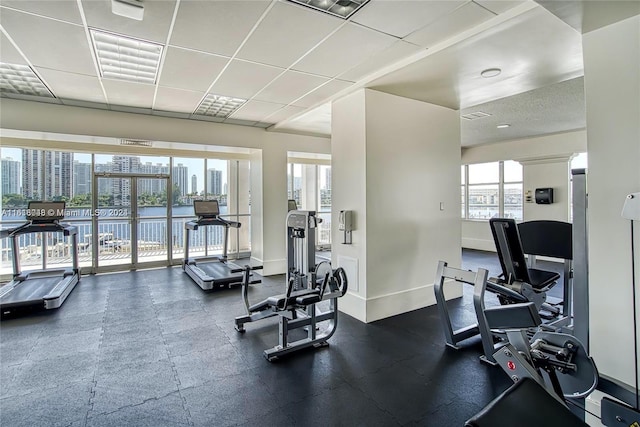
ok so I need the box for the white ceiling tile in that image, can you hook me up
[158,47,228,92]
[276,103,331,135]
[237,1,343,68]
[1,1,82,24]
[260,105,306,124]
[292,79,353,108]
[170,0,271,57]
[254,70,329,105]
[35,67,106,103]
[229,100,285,122]
[154,86,204,113]
[102,79,155,108]
[339,40,423,82]
[405,2,495,48]
[475,0,527,15]
[0,9,96,75]
[0,32,27,64]
[210,59,284,100]
[292,22,397,78]
[81,0,176,43]
[352,0,466,38]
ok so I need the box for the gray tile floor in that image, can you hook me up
[0,251,545,426]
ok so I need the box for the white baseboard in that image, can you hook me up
[251,257,286,276]
[338,291,367,322]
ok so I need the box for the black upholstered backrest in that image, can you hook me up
[518,220,572,260]
[489,218,531,284]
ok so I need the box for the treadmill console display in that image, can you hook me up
[26,201,66,222]
[194,200,220,218]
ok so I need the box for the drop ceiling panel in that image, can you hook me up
[0,33,26,65]
[35,67,106,103]
[170,0,271,57]
[154,86,204,113]
[292,22,397,78]
[475,0,527,15]
[1,1,82,24]
[0,9,96,75]
[339,40,422,82]
[277,103,331,136]
[158,47,228,92]
[352,0,466,38]
[102,79,155,108]
[254,70,329,105]
[81,0,176,43]
[229,100,285,122]
[369,7,583,110]
[292,79,353,108]
[237,1,343,68]
[405,2,495,48]
[210,59,284,100]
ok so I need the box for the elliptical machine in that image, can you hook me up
[234,210,348,361]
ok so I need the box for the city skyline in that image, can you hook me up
[1,148,230,199]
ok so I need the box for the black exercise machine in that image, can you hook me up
[0,201,80,315]
[234,210,348,361]
[182,200,244,290]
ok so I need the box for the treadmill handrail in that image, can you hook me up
[8,222,78,237]
[185,217,241,230]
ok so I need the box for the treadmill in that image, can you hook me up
[182,200,244,290]
[0,201,80,315]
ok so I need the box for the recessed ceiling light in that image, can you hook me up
[497,124,511,129]
[288,0,370,19]
[89,29,163,84]
[194,94,247,118]
[0,62,54,97]
[481,68,502,78]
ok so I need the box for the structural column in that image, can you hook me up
[583,14,640,398]
[331,89,461,322]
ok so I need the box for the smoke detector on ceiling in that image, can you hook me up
[120,139,152,147]
[111,0,144,21]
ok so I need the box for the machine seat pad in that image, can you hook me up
[528,268,560,290]
[465,378,587,427]
[295,294,322,306]
[249,289,320,312]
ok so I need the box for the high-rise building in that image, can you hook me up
[1,157,21,195]
[191,174,197,194]
[139,162,168,195]
[172,163,189,198]
[207,168,222,196]
[111,156,141,205]
[94,162,113,195]
[22,149,73,199]
[325,167,331,190]
[73,161,92,196]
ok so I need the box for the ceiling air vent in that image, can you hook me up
[461,111,492,120]
[120,139,153,147]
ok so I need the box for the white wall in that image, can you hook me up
[332,89,461,322]
[461,130,587,251]
[332,90,368,320]
[0,98,331,275]
[583,15,640,390]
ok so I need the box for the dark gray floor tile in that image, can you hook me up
[89,388,189,424]
[171,343,249,388]
[28,328,102,361]
[93,359,178,399]
[0,380,92,427]
[283,382,400,427]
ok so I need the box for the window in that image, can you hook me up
[287,161,332,247]
[462,161,523,221]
